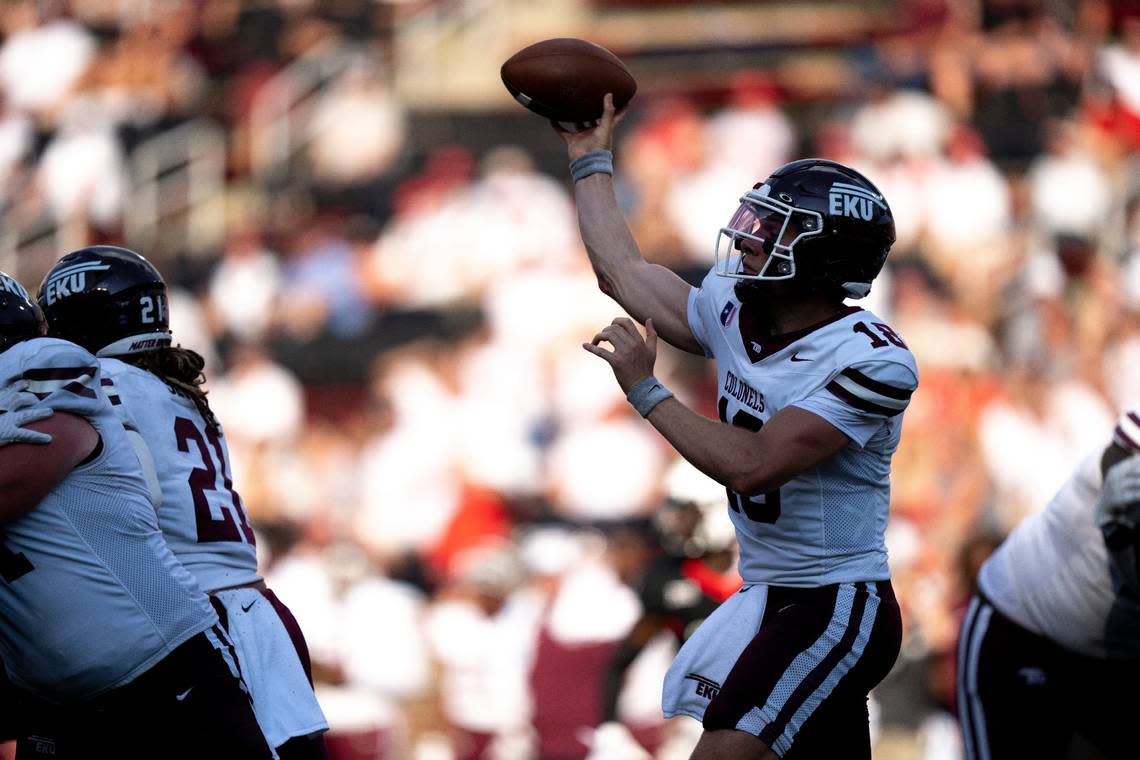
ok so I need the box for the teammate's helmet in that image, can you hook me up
[715,158,895,300]
[0,272,47,353]
[37,246,172,357]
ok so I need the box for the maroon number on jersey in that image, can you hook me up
[174,417,255,544]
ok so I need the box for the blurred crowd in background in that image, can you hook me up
[2,0,1140,758]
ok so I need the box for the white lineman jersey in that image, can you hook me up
[980,408,1140,659]
[99,358,260,593]
[687,270,918,586]
[0,339,216,700]
[978,452,1115,657]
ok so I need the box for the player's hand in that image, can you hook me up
[583,317,658,394]
[553,93,627,161]
[0,383,53,446]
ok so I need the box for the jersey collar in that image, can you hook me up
[739,304,862,363]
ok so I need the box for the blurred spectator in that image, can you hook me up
[354,342,464,558]
[423,542,542,760]
[977,362,1114,528]
[88,10,206,133]
[851,88,953,164]
[0,93,31,192]
[307,56,406,218]
[704,72,795,181]
[210,342,305,448]
[921,125,1012,295]
[277,212,375,339]
[0,2,94,119]
[36,99,125,228]
[967,5,1088,162]
[208,222,283,344]
[1026,118,1112,240]
[1096,13,1140,149]
[546,416,669,522]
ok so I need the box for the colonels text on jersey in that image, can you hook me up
[689,271,918,586]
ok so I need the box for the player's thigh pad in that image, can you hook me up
[212,587,329,748]
[664,581,899,757]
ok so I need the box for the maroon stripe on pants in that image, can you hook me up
[209,594,229,630]
[703,584,840,732]
[259,588,316,685]
[757,582,870,748]
[211,622,245,681]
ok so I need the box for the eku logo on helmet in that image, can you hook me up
[828,182,887,221]
[0,274,29,300]
[42,262,111,305]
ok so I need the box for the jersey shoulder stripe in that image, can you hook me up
[23,365,99,399]
[1114,409,1140,454]
[825,364,915,417]
[2,339,108,416]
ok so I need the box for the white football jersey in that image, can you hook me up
[0,338,216,700]
[980,409,1140,658]
[687,270,918,586]
[99,358,260,593]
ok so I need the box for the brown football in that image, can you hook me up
[501,38,636,129]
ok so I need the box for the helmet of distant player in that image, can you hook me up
[37,246,171,357]
[0,272,47,354]
[715,158,896,301]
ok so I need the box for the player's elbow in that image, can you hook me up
[728,473,777,497]
[726,460,786,497]
[596,273,618,300]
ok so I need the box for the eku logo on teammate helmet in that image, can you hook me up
[0,274,30,300]
[827,182,888,222]
[41,261,112,305]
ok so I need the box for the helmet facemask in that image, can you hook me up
[715,187,824,286]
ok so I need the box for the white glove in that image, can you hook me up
[1099,454,1140,531]
[580,721,652,760]
[0,383,53,446]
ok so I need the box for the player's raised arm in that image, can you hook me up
[554,95,702,355]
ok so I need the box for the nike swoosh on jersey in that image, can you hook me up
[176,687,193,701]
[789,352,811,362]
[241,600,256,612]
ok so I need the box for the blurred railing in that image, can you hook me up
[125,119,227,258]
[0,214,86,283]
[248,40,361,184]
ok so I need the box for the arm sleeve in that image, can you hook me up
[793,359,918,447]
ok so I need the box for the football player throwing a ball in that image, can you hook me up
[555,96,917,760]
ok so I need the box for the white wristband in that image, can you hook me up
[626,376,673,418]
[569,149,614,182]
